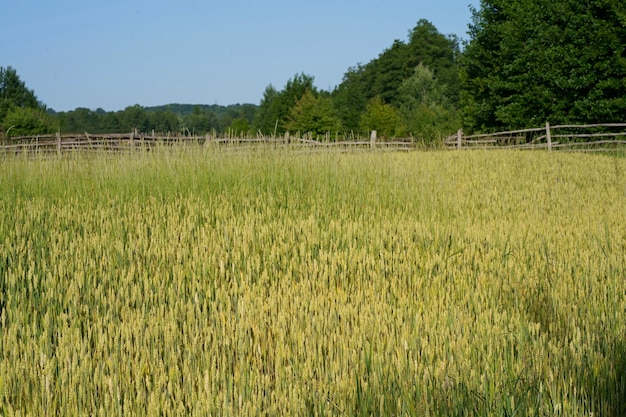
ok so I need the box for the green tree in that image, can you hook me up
[253,84,281,135]
[182,106,215,135]
[398,64,461,142]
[332,20,461,131]
[331,65,368,131]
[461,0,626,131]
[407,20,462,105]
[61,107,99,132]
[0,66,49,134]
[359,97,403,138]
[3,107,55,137]
[253,73,316,135]
[119,105,150,132]
[151,110,180,133]
[285,89,341,138]
[100,111,121,132]
[366,39,412,104]
[227,117,249,136]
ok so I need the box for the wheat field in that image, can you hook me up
[0,148,625,416]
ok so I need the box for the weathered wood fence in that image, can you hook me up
[0,130,416,155]
[446,122,626,151]
[4,124,626,155]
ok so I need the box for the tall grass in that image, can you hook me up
[0,148,625,416]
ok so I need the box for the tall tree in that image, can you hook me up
[150,110,180,133]
[359,96,403,138]
[332,20,461,132]
[0,66,49,134]
[3,107,55,137]
[228,117,250,136]
[285,89,341,138]
[253,84,281,135]
[397,64,461,142]
[407,20,461,105]
[182,106,216,134]
[461,0,626,131]
[366,39,412,104]
[331,65,368,132]
[120,105,151,133]
[253,73,316,135]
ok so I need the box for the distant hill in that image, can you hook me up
[145,103,257,118]
[47,102,258,134]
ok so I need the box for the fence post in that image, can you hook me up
[285,131,290,145]
[370,130,377,149]
[457,129,463,149]
[130,129,136,150]
[56,131,62,156]
[545,121,552,151]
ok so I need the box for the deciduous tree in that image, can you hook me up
[3,107,55,137]
[332,20,461,132]
[285,90,341,138]
[253,73,316,135]
[359,97,403,138]
[398,64,461,142]
[461,0,626,131]
[0,66,52,135]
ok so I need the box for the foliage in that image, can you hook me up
[0,67,40,118]
[119,104,152,133]
[252,84,281,135]
[2,20,465,140]
[359,96,403,138]
[0,149,624,415]
[181,105,215,135]
[0,66,48,135]
[331,20,461,134]
[253,73,316,135]
[53,103,256,135]
[2,106,56,137]
[149,109,180,133]
[461,0,626,131]
[407,20,462,105]
[285,89,341,138]
[228,116,250,136]
[330,65,369,132]
[366,20,461,107]
[397,64,461,142]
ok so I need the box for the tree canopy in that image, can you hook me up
[0,66,54,136]
[461,0,626,131]
[17,4,626,140]
[253,73,316,135]
[0,67,40,117]
[332,19,461,134]
[286,90,341,138]
[2,20,464,140]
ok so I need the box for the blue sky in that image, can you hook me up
[3,0,478,112]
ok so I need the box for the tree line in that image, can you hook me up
[2,1,626,142]
[48,104,257,136]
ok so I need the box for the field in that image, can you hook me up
[0,148,625,416]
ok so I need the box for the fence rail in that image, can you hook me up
[3,123,626,155]
[446,122,626,151]
[0,130,417,155]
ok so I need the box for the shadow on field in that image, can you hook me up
[530,287,626,415]
[580,337,626,416]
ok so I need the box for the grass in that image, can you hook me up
[0,147,625,416]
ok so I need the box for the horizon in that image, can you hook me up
[4,0,478,112]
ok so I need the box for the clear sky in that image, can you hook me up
[3,0,478,112]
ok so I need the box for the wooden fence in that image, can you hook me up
[0,130,415,155]
[446,122,626,151]
[3,123,626,155]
